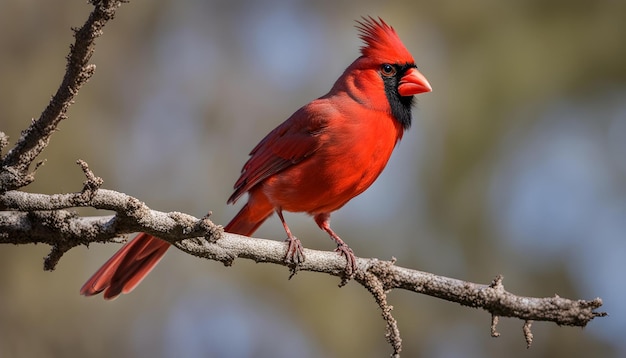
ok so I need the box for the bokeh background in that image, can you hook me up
[1,0,625,357]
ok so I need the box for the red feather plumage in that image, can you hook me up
[80,17,431,299]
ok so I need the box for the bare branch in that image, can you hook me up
[367,261,605,327]
[491,315,501,338]
[0,131,8,160]
[0,180,608,356]
[0,0,125,192]
[523,320,534,348]
[359,268,402,357]
[0,190,222,248]
[0,185,606,326]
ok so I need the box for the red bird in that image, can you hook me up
[81,17,431,299]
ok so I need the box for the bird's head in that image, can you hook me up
[347,17,432,130]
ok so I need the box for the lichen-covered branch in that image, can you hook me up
[0,167,222,271]
[367,262,605,328]
[0,0,125,192]
[0,184,606,327]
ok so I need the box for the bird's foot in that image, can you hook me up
[285,235,305,277]
[335,243,357,279]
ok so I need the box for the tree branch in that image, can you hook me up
[0,0,124,192]
[0,178,607,352]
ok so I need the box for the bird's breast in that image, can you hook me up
[263,108,402,214]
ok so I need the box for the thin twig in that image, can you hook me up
[0,0,124,192]
[523,320,534,348]
[358,269,402,357]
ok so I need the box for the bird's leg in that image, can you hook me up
[276,209,305,265]
[314,213,357,276]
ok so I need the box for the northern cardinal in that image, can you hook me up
[81,17,431,299]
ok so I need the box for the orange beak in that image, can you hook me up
[398,67,432,96]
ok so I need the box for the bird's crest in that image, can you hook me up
[357,17,414,65]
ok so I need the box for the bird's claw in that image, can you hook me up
[285,236,305,265]
[335,244,357,278]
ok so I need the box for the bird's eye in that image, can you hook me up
[381,64,396,77]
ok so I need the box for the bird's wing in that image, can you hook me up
[227,102,331,204]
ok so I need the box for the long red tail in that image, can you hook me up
[81,201,273,299]
[80,233,170,300]
[224,202,272,236]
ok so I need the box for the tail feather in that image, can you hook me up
[80,233,170,300]
[224,202,273,236]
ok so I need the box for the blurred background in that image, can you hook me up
[1,0,625,357]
